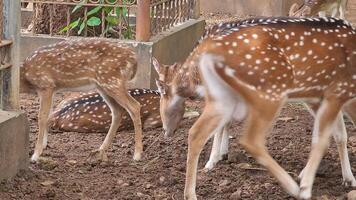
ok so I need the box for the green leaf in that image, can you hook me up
[78,21,86,35]
[103,7,113,14]
[87,6,102,16]
[105,16,119,25]
[59,26,69,33]
[70,18,81,30]
[87,17,101,26]
[72,0,85,13]
[59,17,81,33]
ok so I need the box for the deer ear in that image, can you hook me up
[169,62,179,73]
[155,79,167,95]
[152,57,161,74]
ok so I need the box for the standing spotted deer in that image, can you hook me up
[154,17,356,199]
[21,38,143,162]
[48,89,162,132]
[289,0,348,19]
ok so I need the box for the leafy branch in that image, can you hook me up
[60,0,134,39]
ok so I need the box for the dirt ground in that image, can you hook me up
[1,13,356,200]
[0,93,355,200]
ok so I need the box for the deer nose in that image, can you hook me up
[164,129,175,138]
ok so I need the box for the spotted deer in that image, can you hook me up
[21,38,143,162]
[289,0,348,19]
[155,17,356,199]
[48,89,162,132]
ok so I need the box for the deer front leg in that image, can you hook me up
[185,104,228,200]
[299,98,344,199]
[31,89,53,162]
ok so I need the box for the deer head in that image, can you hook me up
[152,57,185,137]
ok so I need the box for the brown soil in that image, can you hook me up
[0,93,355,200]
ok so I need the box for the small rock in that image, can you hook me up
[145,183,152,189]
[350,136,356,147]
[122,182,130,187]
[227,152,239,163]
[348,190,356,200]
[230,189,241,200]
[66,160,77,165]
[136,192,145,198]
[219,179,231,187]
[121,143,129,148]
[277,117,294,122]
[237,163,252,169]
[159,176,166,183]
[38,157,58,171]
[41,180,55,186]
[117,179,124,185]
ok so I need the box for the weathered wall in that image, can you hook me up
[201,0,304,16]
[0,111,29,180]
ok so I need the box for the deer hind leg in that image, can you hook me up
[343,98,356,126]
[185,102,231,200]
[204,124,230,170]
[300,102,356,187]
[333,113,356,187]
[339,0,348,19]
[220,125,230,157]
[240,99,299,198]
[299,98,344,199]
[31,89,54,162]
[98,82,143,161]
[88,89,123,162]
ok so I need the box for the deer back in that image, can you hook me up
[22,38,137,91]
[182,17,356,102]
[49,89,161,133]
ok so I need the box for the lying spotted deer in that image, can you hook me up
[289,0,348,19]
[48,89,162,132]
[21,38,143,162]
[154,17,356,199]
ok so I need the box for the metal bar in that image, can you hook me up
[101,7,105,37]
[49,3,54,36]
[84,6,88,36]
[66,0,71,37]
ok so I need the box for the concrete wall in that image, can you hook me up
[201,0,304,16]
[0,111,29,180]
[20,19,206,89]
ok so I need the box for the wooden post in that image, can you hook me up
[193,0,200,19]
[1,0,21,110]
[136,0,151,42]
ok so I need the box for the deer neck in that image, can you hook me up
[172,58,203,98]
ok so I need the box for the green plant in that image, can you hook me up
[60,0,134,39]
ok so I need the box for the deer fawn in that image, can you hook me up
[155,17,356,199]
[21,38,143,162]
[289,0,348,19]
[48,89,162,132]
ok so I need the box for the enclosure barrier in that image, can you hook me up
[1,0,21,110]
[20,0,198,41]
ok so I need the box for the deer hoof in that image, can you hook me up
[343,177,356,187]
[87,149,108,164]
